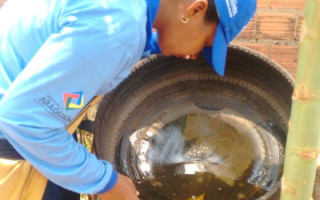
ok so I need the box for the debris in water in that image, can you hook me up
[186,193,205,200]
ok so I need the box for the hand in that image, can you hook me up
[99,173,139,200]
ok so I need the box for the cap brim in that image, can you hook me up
[202,23,228,76]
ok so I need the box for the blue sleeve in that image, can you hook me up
[0,20,135,194]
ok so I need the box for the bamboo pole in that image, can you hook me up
[280,1,320,199]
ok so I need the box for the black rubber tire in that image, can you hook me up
[94,45,294,200]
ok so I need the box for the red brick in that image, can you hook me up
[271,45,299,57]
[258,0,270,8]
[270,45,299,73]
[256,13,296,40]
[270,45,299,62]
[278,62,297,72]
[270,0,305,10]
[237,16,256,39]
[240,43,270,57]
[277,62,297,78]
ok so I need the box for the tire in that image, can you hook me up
[94,45,294,200]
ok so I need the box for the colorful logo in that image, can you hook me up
[63,92,84,110]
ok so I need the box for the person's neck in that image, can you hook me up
[153,0,167,29]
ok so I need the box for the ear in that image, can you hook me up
[186,0,208,17]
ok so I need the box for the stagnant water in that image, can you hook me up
[136,164,266,200]
[125,114,277,200]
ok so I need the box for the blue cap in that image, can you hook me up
[202,0,257,76]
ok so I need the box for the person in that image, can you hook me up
[0,0,256,199]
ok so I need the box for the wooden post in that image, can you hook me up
[281,1,320,199]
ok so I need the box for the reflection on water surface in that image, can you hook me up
[127,114,273,200]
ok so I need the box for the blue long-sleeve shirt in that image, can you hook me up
[0,0,160,194]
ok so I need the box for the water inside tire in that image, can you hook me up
[127,112,277,200]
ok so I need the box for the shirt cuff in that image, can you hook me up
[98,170,118,194]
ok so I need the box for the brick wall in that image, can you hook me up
[234,0,305,78]
[0,0,305,77]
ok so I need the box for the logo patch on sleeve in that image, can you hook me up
[63,92,84,110]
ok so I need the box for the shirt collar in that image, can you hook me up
[144,0,160,52]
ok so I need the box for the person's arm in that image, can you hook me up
[0,19,136,194]
[99,173,139,200]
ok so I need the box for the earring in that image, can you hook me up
[185,55,191,60]
[181,16,189,24]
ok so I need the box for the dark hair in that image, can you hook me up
[205,0,219,23]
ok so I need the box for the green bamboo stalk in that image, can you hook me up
[280,1,320,200]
